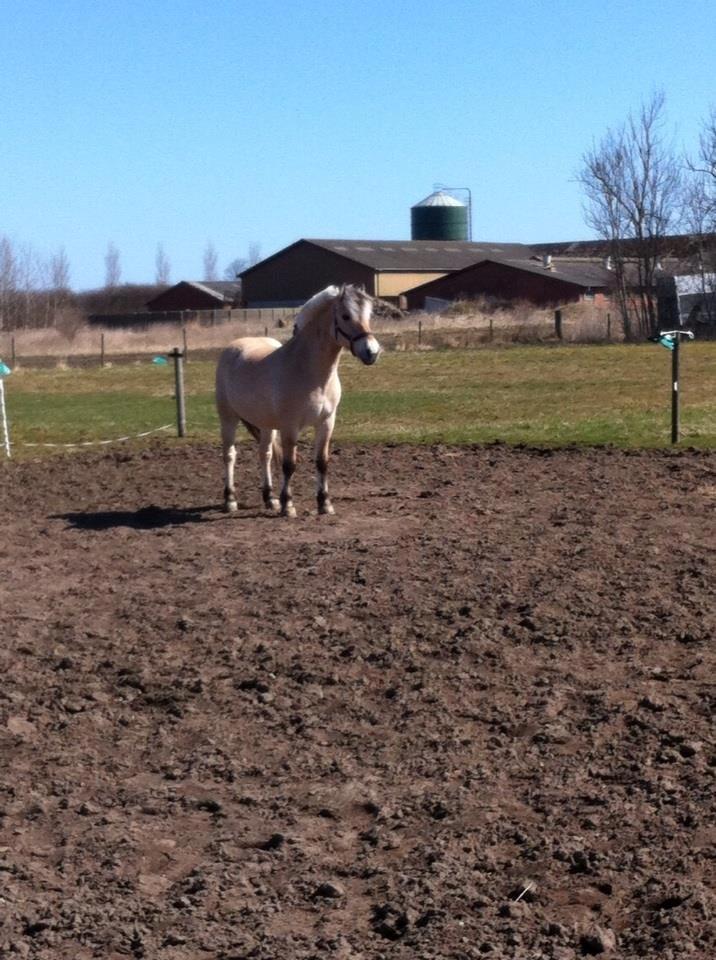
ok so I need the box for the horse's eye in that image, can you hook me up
[342,313,351,322]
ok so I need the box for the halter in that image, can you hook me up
[332,303,369,357]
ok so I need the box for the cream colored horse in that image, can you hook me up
[215,284,380,517]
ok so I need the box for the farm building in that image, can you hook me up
[404,256,615,310]
[657,273,716,336]
[238,238,532,307]
[146,280,242,312]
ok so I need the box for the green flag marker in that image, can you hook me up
[0,361,11,376]
[152,356,169,365]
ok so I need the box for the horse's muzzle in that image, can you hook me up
[356,336,381,365]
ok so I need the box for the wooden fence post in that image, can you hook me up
[100,333,105,367]
[554,309,563,340]
[11,335,16,366]
[418,320,422,345]
[168,348,187,437]
[182,326,188,360]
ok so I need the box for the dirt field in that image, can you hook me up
[1,441,714,959]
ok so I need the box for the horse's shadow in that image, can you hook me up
[52,504,223,531]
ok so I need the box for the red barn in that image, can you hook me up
[404,256,613,310]
[146,281,242,312]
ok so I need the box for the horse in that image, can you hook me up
[215,284,381,517]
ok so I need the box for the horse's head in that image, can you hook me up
[332,284,381,365]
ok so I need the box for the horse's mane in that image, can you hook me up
[293,286,340,333]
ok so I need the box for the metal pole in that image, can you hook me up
[169,348,186,437]
[182,326,188,360]
[418,320,422,345]
[0,379,10,458]
[671,336,680,445]
[100,332,105,368]
[11,336,16,366]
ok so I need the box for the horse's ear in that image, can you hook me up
[338,284,346,297]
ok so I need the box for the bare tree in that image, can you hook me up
[578,92,682,338]
[203,242,219,281]
[683,108,716,322]
[104,241,122,289]
[51,247,71,293]
[223,242,262,280]
[0,236,19,331]
[247,242,261,266]
[155,243,171,286]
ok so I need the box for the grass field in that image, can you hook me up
[1,342,715,459]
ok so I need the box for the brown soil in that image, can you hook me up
[1,442,714,960]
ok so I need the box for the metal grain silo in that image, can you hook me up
[411,190,469,241]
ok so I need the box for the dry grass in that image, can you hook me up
[0,300,624,365]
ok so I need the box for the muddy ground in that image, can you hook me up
[0,441,714,960]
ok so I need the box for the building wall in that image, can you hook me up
[377,272,447,298]
[241,242,377,305]
[405,262,605,310]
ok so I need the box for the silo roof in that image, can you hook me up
[413,190,465,208]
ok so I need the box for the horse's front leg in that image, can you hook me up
[220,415,239,513]
[279,433,298,518]
[259,429,280,513]
[315,415,336,516]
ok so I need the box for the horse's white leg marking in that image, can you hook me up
[259,429,280,513]
[279,432,298,518]
[314,415,336,515]
[220,414,240,513]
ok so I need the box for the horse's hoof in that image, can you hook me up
[281,504,297,518]
[266,497,280,514]
[318,501,335,516]
[224,500,238,514]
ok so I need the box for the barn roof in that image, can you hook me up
[186,280,241,300]
[513,257,613,287]
[239,238,533,276]
[406,257,615,301]
[146,280,241,309]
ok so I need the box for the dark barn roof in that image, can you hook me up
[406,257,613,305]
[146,280,241,310]
[239,238,533,277]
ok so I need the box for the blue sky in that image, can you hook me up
[1,0,714,290]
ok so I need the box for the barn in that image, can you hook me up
[238,238,532,307]
[146,280,242,312]
[404,256,614,310]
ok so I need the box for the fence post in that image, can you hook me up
[418,320,422,345]
[554,309,563,340]
[489,316,494,342]
[607,312,611,341]
[0,378,10,459]
[182,326,188,360]
[671,336,680,445]
[168,348,186,438]
[11,336,16,366]
[100,333,105,367]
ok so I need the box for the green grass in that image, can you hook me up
[2,343,715,458]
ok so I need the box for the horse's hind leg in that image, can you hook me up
[279,432,298,518]
[315,415,336,515]
[220,414,240,513]
[259,429,280,513]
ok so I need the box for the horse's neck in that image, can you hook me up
[290,301,341,380]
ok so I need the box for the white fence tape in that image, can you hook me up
[22,424,173,449]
